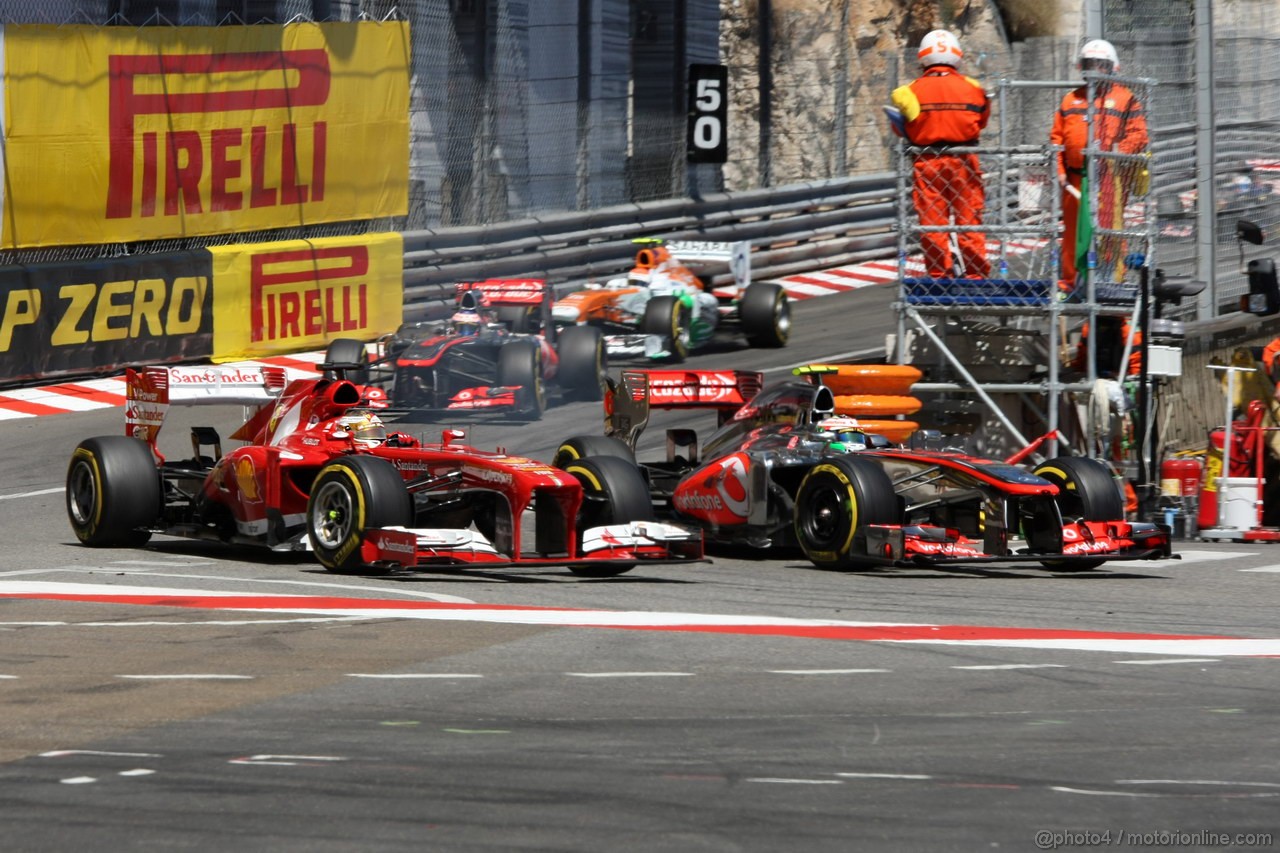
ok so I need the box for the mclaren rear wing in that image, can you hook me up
[455,279,550,309]
[605,369,764,448]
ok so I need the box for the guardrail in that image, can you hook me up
[399,174,901,322]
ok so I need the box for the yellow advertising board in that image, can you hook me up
[209,233,403,361]
[2,22,409,248]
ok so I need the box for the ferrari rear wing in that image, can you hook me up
[125,365,294,452]
[605,369,764,448]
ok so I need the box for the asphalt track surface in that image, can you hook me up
[2,285,1279,852]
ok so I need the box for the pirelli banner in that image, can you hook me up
[209,232,403,362]
[1,22,409,249]
[0,252,212,384]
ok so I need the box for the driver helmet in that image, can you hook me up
[1231,174,1254,195]
[816,416,871,452]
[337,410,387,447]
[1077,38,1119,73]
[450,308,483,336]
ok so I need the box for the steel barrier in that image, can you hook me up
[398,174,901,322]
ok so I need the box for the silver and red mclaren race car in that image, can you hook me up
[326,278,608,422]
[65,363,701,576]
[554,368,1173,571]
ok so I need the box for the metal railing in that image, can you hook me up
[398,174,900,322]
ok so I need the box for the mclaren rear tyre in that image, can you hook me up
[307,456,413,574]
[323,337,370,386]
[66,436,161,547]
[497,305,536,334]
[555,324,608,402]
[641,295,692,362]
[553,435,637,469]
[1032,456,1125,571]
[740,281,791,348]
[562,455,655,578]
[496,339,547,419]
[794,456,898,571]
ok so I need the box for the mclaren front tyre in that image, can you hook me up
[794,456,898,570]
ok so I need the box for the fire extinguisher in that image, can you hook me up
[1197,403,1263,528]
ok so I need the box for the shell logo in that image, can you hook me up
[235,457,261,502]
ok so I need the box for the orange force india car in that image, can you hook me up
[65,362,702,576]
[553,369,1173,571]
[551,240,790,361]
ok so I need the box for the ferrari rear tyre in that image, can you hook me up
[641,295,691,362]
[553,435,637,469]
[562,455,655,577]
[555,325,608,402]
[740,282,791,348]
[1032,456,1124,571]
[497,339,547,418]
[794,456,898,570]
[307,456,412,573]
[323,338,370,385]
[66,436,161,547]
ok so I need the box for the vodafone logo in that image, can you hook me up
[674,454,750,519]
[715,454,750,517]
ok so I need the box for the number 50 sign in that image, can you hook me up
[687,64,728,164]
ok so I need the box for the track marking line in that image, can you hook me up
[950,664,1067,670]
[767,668,891,674]
[566,672,694,678]
[116,674,255,680]
[837,772,932,780]
[1111,658,1220,665]
[347,673,483,679]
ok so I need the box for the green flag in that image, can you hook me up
[1075,172,1092,290]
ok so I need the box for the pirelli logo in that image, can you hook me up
[106,50,331,220]
[250,247,367,343]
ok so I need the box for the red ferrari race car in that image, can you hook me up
[553,368,1173,571]
[65,363,702,577]
[325,278,607,422]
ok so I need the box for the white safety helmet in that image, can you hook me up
[918,30,963,68]
[1078,39,1119,73]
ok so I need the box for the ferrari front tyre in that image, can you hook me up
[555,324,608,402]
[641,295,691,362]
[1032,456,1124,571]
[794,456,898,570]
[553,435,637,469]
[740,281,791,348]
[497,339,547,419]
[307,456,413,573]
[66,436,161,547]
[562,455,655,577]
[323,337,370,386]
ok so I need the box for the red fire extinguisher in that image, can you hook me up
[1197,402,1264,529]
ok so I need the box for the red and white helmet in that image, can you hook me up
[1078,39,1119,73]
[918,30,963,68]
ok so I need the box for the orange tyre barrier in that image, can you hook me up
[808,364,922,396]
[833,395,923,417]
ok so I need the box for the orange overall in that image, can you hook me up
[1051,82,1148,286]
[891,66,991,278]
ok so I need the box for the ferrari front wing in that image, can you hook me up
[359,521,704,569]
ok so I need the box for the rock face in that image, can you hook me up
[720,0,1017,187]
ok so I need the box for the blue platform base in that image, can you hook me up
[903,277,1053,306]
